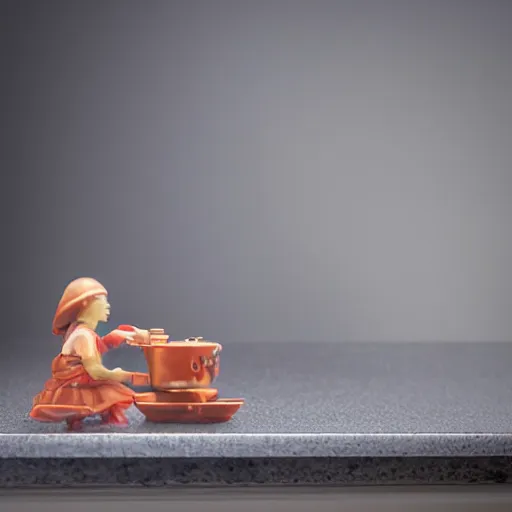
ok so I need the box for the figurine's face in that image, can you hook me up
[84,294,111,323]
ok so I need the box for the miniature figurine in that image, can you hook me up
[30,277,151,431]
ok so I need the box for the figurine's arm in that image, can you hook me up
[82,358,132,382]
[101,326,136,350]
[116,324,150,345]
[74,332,132,383]
[101,324,151,349]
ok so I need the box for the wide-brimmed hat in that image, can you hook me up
[52,277,107,335]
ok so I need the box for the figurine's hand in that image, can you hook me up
[128,327,150,345]
[111,367,133,383]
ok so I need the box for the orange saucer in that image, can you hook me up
[134,397,245,423]
[135,389,219,403]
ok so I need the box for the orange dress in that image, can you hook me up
[30,322,136,429]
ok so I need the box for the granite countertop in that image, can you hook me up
[1,340,512,487]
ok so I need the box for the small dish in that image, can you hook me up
[134,398,244,423]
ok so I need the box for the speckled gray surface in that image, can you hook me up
[2,340,512,485]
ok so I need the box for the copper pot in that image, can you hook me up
[141,332,222,390]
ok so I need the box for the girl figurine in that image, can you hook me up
[30,277,151,431]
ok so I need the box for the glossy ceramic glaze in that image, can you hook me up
[142,340,222,390]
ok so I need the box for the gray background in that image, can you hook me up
[3,0,512,343]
